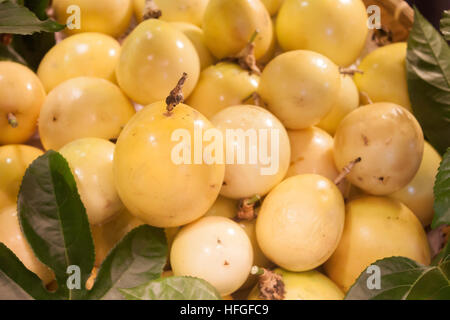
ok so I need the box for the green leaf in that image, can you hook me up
[406,7,450,155]
[345,256,450,300]
[119,277,222,300]
[441,10,450,41]
[88,225,168,300]
[432,148,450,228]
[0,243,54,300]
[0,0,65,34]
[17,150,94,300]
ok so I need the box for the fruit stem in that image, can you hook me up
[372,27,393,47]
[7,112,18,128]
[237,195,261,221]
[242,92,264,107]
[334,157,362,185]
[339,67,364,76]
[251,267,285,300]
[143,0,162,20]
[233,30,261,75]
[165,73,188,115]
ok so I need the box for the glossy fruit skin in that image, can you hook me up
[277,0,368,66]
[38,77,135,151]
[258,50,341,130]
[333,103,424,195]
[318,75,360,135]
[203,0,273,59]
[37,33,121,93]
[256,174,345,272]
[59,138,124,225]
[0,206,54,284]
[170,216,253,295]
[354,43,411,110]
[116,19,200,105]
[114,102,225,228]
[186,62,260,119]
[0,62,46,145]
[211,105,290,199]
[52,0,133,37]
[390,142,442,226]
[261,0,284,16]
[171,22,215,70]
[248,268,344,300]
[0,145,43,210]
[324,197,431,292]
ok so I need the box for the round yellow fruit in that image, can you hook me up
[37,33,121,93]
[258,50,341,130]
[256,174,345,271]
[276,0,368,66]
[115,19,200,105]
[261,0,284,16]
[38,77,135,151]
[203,0,273,59]
[333,103,424,195]
[324,196,431,292]
[0,62,46,145]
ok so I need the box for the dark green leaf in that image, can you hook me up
[432,148,450,228]
[17,150,94,300]
[407,7,450,155]
[23,0,50,20]
[88,225,168,300]
[120,277,222,300]
[441,10,450,41]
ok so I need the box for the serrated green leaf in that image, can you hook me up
[441,10,450,41]
[120,277,222,300]
[17,150,94,300]
[432,148,450,228]
[88,225,168,300]
[406,7,450,155]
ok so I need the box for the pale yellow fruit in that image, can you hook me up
[52,0,133,37]
[390,142,442,226]
[59,138,124,225]
[37,33,121,93]
[115,19,200,105]
[354,43,411,111]
[256,174,345,271]
[114,102,225,228]
[277,0,368,66]
[203,0,273,59]
[0,206,54,284]
[0,62,46,145]
[261,0,284,16]
[186,62,260,119]
[38,77,135,151]
[324,197,431,292]
[211,105,290,199]
[171,216,253,295]
[333,103,424,195]
[258,50,341,129]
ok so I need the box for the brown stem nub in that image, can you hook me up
[143,0,162,20]
[334,157,362,185]
[165,73,188,115]
[339,67,364,76]
[251,267,285,300]
[233,30,261,75]
[237,195,261,221]
[372,27,393,47]
[7,112,18,128]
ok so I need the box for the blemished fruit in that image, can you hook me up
[0,145,43,210]
[38,77,135,151]
[333,103,424,195]
[114,101,225,228]
[276,0,368,66]
[37,33,121,93]
[0,62,46,145]
[318,75,360,135]
[248,269,344,300]
[0,206,54,285]
[261,0,284,16]
[52,0,133,37]
[256,174,345,272]
[115,19,200,105]
[170,216,253,295]
[324,197,431,292]
[186,62,260,119]
[203,0,273,59]
[211,105,290,199]
[59,138,124,225]
[390,142,442,226]
[354,43,411,110]
[171,22,215,70]
[258,50,341,130]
